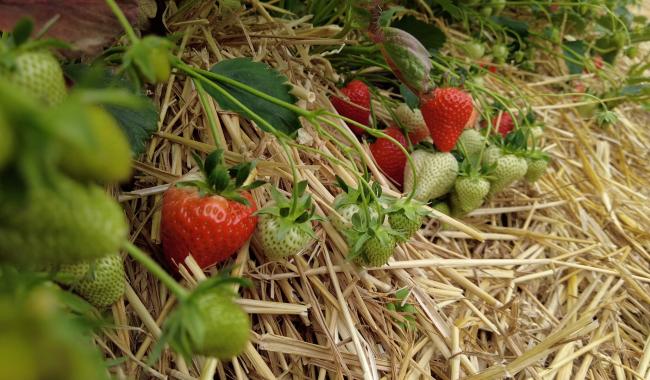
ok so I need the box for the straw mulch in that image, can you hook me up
[107,3,650,380]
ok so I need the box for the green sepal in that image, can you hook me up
[181,149,260,205]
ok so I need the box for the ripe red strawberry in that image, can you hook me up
[370,126,407,186]
[330,80,370,135]
[482,112,515,137]
[420,88,477,152]
[161,150,259,270]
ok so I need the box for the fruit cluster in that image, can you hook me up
[0,43,131,309]
[329,77,549,264]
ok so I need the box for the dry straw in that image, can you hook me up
[105,3,650,379]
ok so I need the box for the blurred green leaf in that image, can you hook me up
[563,40,587,75]
[399,84,419,109]
[64,64,158,155]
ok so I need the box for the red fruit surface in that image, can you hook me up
[420,88,476,152]
[330,80,370,135]
[161,187,258,270]
[370,126,407,186]
[481,112,515,137]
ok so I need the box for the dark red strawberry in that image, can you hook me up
[161,150,259,271]
[370,126,407,186]
[481,112,515,137]
[420,88,477,152]
[330,80,371,135]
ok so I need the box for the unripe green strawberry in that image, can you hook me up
[483,145,503,166]
[463,41,485,60]
[255,213,312,259]
[0,111,14,170]
[488,154,528,197]
[453,176,490,214]
[332,203,380,232]
[59,106,132,183]
[0,50,66,105]
[388,211,422,239]
[394,105,430,144]
[353,232,397,267]
[191,290,250,359]
[525,158,548,182]
[455,129,485,157]
[394,103,424,131]
[0,178,128,266]
[55,254,125,309]
[403,150,458,202]
[530,126,544,140]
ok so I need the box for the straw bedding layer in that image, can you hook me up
[107,3,650,379]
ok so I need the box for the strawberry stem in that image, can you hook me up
[105,0,139,44]
[123,241,189,300]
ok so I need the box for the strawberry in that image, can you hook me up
[0,288,111,380]
[56,105,132,183]
[190,289,250,359]
[370,126,407,186]
[0,177,128,266]
[394,104,430,144]
[482,112,515,137]
[525,155,549,182]
[254,183,319,260]
[455,129,485,158]
[463,41,485,60]
[492,44,509,63]
[388,212,421,238]
[351,227,397,267]
[0,50,66,105]
[161,150,259,270]
[487,153,528,197]
[452,175,490,214]
[385,194,428,241]
[421,88,477,152]
[332,202,380,232]
[330,80,370,135]
[403,150,459,202]
[483,145,503,166]
[54,254,125,309]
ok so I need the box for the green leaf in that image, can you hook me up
[11,18,33,47]
[64,64,158,155]
[563,40,587,75]
[393,16,446,52]
[399,84,419,109]
[491,16,529,37]
[206,58,300,137]
[379,5,407,26]
[430,0,462,19]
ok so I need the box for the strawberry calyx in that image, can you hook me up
[346,223,399,264]
[177,149,263,206]
[458,157,495,182]
[255,181,322,240]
